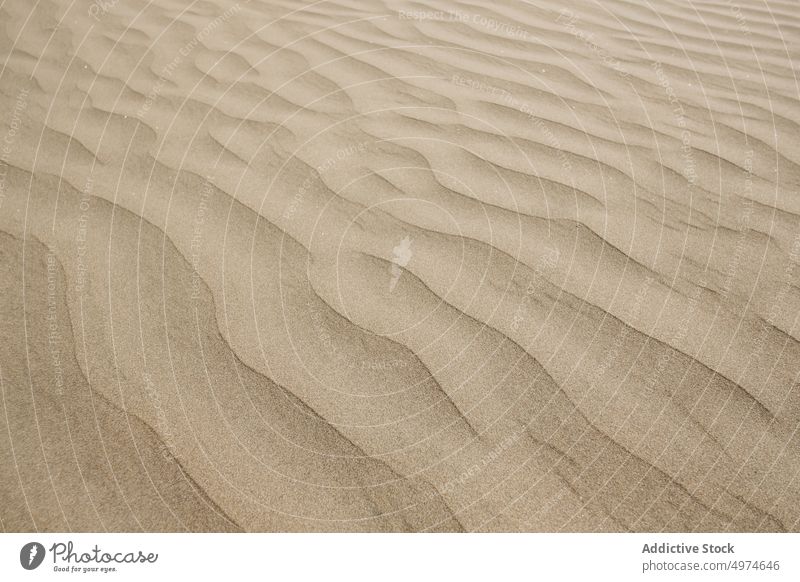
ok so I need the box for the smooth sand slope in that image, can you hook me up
[1,0,799,531]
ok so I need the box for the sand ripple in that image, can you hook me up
[1,0,799,531]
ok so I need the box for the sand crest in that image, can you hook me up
[1,0,799,531]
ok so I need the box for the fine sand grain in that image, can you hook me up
[1,0,799,531]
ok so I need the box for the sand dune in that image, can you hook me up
[1,0,799,531]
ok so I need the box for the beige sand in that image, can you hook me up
[1,0,799,531]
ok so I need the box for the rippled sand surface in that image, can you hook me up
[1,0,799,531]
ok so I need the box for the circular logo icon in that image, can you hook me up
[20,542,45,570]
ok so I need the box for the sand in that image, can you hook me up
[0,0,798,532]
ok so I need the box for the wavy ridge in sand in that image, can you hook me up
[1,0,799,531]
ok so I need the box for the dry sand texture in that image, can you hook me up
[1,0,799,532]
